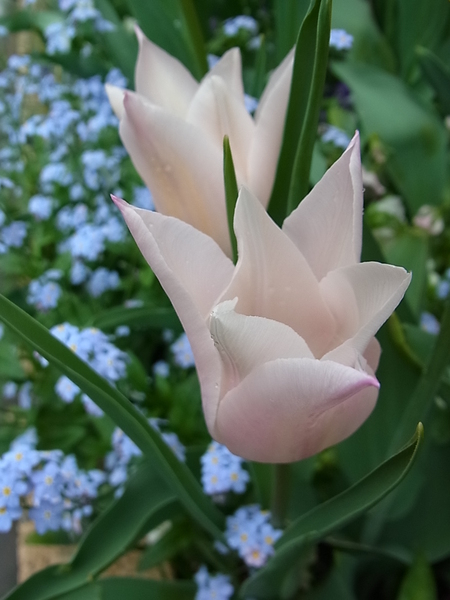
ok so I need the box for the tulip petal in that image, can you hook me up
[282,133,363,280]
[210,300,313,396]
[321,261,411,357]
[112,195,234,429]
[134,25,198,118]
[222,188,336,357]
[214,358,379,462]
[120,91,231,255]
[105,84,125,120]
[248,50,294,205]
[186,76,255,181]
[205,47,244,101]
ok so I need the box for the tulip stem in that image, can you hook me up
[271,463,291,528]
[223,135,239,263]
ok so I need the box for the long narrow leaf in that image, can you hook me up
[240,424,423,599]
[223,135,239,263]
[267,0,331,226]
[0,294,224,540]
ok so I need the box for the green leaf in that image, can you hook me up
[93,0,138,82]
[417,46,450,115]
[139,520,190,571]
[56,578,195,600]
[267,0,331,225]
[91,305,182,332]
[223,136,239,263]
[397,555,437,600]
[3,463,177,600]
[0,10,62,33]
[239,424,423,599]
[0,294,224,541]
[383,230,428,318]
[125,0,205,79]
[333,61,447,213]
[273,0,309,63]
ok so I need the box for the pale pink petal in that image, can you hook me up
[186,75,255,181]
[112,196,234,428]
[105,84,125,120]
[214,358,379,462]
[321,261,411,355]
[247,49,294,206]
[120,91,231,255]
[134,25,198,118]
[221,187,336,357]
[204,47,244,101]
[282,133,363,280]
[210,300,313,397]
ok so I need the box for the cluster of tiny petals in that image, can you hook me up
[225,505,282,568]
[200,441,249,496]
[0,429,104,535]
[194,565,234,600]
[38,323,129,417]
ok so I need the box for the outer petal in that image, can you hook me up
[214,358,379,462]
[186,75,255,181]
[112,196,234,428]
[221,188,336,357]
[204,47,244,101]
[320,261,411,355]
[105,84,125,120]
[247,50,294,206]
[134,25,198,118]
[210,300,314,398]
[282,133,363,281]
[120,91,231,255]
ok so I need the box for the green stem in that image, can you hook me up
[271,463,291,528]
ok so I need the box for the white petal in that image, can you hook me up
[105,84,125,120]
[120,91,231,255]
[204,47,244,101]
[221,187,336,357]
[134,25,198,118]
[283,133,363,280]
[186,75,255,180]
[321,261,411,356]
[210,300,313,396]
[214,358,379,462]
[247,49,294,205]
[112,196,234,429]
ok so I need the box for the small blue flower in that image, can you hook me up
[322,125,351,149]
[28,195,53,220]
[223,15,258,36]
[194,566,234,600]
[330,29,354,50]
[420,312,440,335]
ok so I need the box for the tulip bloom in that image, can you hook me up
[106,27,293,256]
[112,134,411,463]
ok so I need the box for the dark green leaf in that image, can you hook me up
[333,61,447,213]
[240,424,423,599]
[91,306,181,332]
[268,0,331,225]
[417,46,450,115]
[56,578,195,600]
[223,136,239,263]
[0,294,224,541]
[273,0,309,63]
[0,10,61,33]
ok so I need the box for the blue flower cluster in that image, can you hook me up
[27,269,63,312]
[44,0,115,56]
[47,323,129,416]
[225,505,283,568]
[201,441,249,496]
[321,125,351,149]
[194,566,234,600]
[106,421,186,495]
[0,429,105,535]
